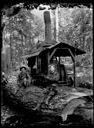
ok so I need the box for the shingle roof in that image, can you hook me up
[22,41,86,58]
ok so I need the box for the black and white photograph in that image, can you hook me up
[1,2,93,128]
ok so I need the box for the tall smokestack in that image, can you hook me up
[44,11,52,43]
[54,7,59,42]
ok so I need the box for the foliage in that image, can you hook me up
[2,6,93,77]
[58,6,93,71]
[59,6,93,52]
[2,8,43,72]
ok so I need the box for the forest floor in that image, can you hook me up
[75,66,93,88]
[1,65,93,127]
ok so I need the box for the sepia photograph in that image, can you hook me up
[1,2,93,128]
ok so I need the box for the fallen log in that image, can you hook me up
[2,77,93,124]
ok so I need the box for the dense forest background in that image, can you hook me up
[1,4,93,85]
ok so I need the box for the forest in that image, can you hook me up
[1,3,93,128]
[1,4,93,86]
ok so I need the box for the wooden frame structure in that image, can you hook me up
[22,42,86,87]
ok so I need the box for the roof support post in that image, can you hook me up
[73,57,76,88]
[47,52,50,74]
[36,56,38,74]
[59,56,61,81]
[68,49,75,88]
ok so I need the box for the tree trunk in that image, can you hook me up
[55,6,59,42]
[10,35,13,71]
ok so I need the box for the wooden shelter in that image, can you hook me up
[22,10,86,87]
[22,41,86,87]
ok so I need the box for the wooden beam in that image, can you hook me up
[47,52,49,74]
[67,49,75,88]
[48,48,57,62]
[59,56,61,81]
[67,49,75,62]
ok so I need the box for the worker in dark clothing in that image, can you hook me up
[68,77,74,87]
[17,65,31,88]
[60,64,67,81]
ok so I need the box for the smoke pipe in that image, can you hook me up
[44,11,52,43]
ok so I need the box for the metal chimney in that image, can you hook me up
[44,11,52,44]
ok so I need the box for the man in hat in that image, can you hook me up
[17,65,31,88]
[48,64,59,81]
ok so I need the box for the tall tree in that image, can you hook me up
[2,8,43,71]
